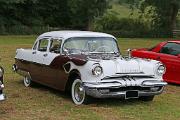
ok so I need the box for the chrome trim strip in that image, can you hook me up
[84,82,122,89]
[103,74,155,80]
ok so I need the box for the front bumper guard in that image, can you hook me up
[142,81,167,87]
[0,84,4,89]
[0,94,6,101]
[0,83,6,101]
[83,80,167,98]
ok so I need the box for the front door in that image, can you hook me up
[41,38,67,90]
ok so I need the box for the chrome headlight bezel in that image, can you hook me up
[156,64,166,76]
[92,64,103,76]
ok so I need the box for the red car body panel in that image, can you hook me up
[132,41,180,84]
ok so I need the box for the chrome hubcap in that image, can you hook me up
[74,82,85,102]
[24,76,31,87]
[25,77,30,84]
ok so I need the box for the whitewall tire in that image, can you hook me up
[71,79,88,105]
[23,76,32,87]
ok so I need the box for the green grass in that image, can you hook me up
[0,36,180,120]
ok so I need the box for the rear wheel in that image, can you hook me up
[139,96,154,101]
[23,76,33,87]
[71,79,90,105]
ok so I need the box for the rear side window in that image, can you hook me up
[49,39,62,53]
[160,42,180,56]
[38,39,49,52]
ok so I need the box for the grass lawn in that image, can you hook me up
[0,36,180,120]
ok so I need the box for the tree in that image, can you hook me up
[0,0,109,34]
[0,0,39,26]
[140,0,180,36]
[37,0,70,27]
[68,0,109,30]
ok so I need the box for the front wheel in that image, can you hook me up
[71,79,89,105]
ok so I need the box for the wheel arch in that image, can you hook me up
[65,69,81,92]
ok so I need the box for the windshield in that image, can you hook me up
[63,37,119,54]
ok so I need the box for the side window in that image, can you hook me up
[38,39,49,52]
[160,43,180,56]
[49,39,62,53]
[33,42,38,50]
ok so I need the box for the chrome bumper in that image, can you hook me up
[0,84,4,89]
[83,80,167,98]
[0,83,6,101]
[0,93,6,101]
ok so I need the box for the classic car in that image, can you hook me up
[0,66,5,101]
[131,41,180,84]
[13,31,167,105]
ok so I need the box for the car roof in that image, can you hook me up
[37,31,116,40]
[168,40,180,44]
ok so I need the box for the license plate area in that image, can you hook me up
[125,90,139,99]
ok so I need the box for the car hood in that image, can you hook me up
[99,58,142,75]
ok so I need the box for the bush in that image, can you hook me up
[92,12,157,38]
[0,25,68,35]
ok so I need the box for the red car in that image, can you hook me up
[132,41,180,84]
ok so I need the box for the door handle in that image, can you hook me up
[43,53,48,57]
[32,51,36,54]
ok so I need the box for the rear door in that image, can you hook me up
[30,38,50,83]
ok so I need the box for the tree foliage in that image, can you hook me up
[0,0,108,31]
[140,0,180,36]
[127,0,180,37]
[68,0,109,30]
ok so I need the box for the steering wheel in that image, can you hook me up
[94,46,111,52]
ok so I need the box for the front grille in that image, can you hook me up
[103,73,154,80]
[103,76,138,86]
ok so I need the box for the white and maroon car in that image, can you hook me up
[0,66,5,101]
[13,31,167,105]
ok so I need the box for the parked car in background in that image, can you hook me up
[0,66,5,101]
[132,41,180,84]
[13,31,167,105]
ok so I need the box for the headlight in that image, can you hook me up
[92,65,103,76]
[156,64,166,76]
[0,67,4,77]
